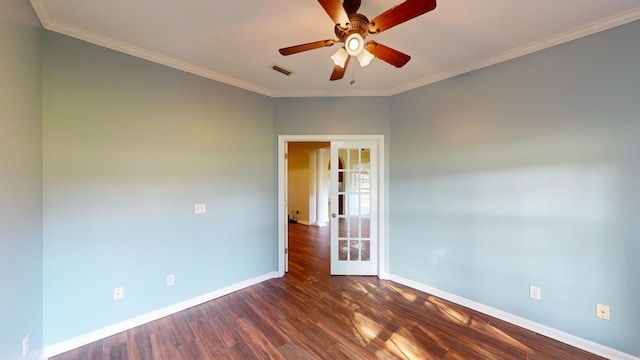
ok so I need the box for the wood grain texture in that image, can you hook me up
[50,223,605,359]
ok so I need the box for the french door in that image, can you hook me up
[330,140,378,275]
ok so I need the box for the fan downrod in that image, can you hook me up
[342,0,362,15]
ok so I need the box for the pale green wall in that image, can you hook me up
[0,1,44,359]
[42,32,275,344]
[389,21,640,356]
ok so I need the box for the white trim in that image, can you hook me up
[387,274,640,360]
[278,135,386,278]
[272,90,392,98]
[30,0,640,98]
[29,0,275,98]
[386,7,640,96]
[43,272,278,358]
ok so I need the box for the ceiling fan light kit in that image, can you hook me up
[331,48,349,68]
[356,49,375,67]
[345,33,365,56]
[279,0,437,81]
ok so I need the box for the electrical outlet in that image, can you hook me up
[529,285,541,300]
[22,334,28,357]
[596,303,611,320]
[113,286,124,301]
[167,274,175,286]
[194,203,206,215]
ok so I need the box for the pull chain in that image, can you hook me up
[350,63,356,85]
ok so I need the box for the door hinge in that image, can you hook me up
[285,248,288,254]
[285,153,288,160]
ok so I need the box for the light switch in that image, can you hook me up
[194,203,206,215]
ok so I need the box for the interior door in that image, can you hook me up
[330,140,378,275]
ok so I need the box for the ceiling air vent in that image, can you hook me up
[271,64,293,76]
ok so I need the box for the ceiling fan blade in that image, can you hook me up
[279,40,335,56]
[365,41,411,67]
[318,0,350,28]
[330,55,351,81]
[368,0,437,34]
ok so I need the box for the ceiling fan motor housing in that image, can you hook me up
[335,13,370,42]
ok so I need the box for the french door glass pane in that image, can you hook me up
[337,147,371,262]
[339,240,348,261]
[338,218,347,237]
[361,240,371,261]
[349,240,360,261]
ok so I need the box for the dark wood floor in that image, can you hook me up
[51,223,605,359]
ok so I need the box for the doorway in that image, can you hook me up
[277,135,385,277]
[287,142,331,227]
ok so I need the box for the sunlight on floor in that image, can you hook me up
[425,296,470,324]
[349,312,384,345]
[470,317,533,352]
[386,282,418,302]
[386,330,430,359]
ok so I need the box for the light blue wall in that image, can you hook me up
[389,21,640,356]
[42,32,275,345]
[275,97,390,136]
[30,10,639,357]
[0,2,44,360]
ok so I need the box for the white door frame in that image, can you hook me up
[277,135,386,277]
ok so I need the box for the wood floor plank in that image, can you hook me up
[149,328,180,360]
[235,318,287,360]
[106,342,128,360]
[187,317,226,349]
[207,313,243,348]
[167,312,195,347]
[126,324,154,360]
[49,223,607,360]
[174,339,209,360]
[277,341,321,360]
[275,313,338,359]
[230,294,290,348]
[189,318,234,359]
[327,342,366,360]
[227,341,259,360]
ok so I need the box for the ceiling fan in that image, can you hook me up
[279,0,437,81]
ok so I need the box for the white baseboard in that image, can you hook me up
[37,349,47,360]
[41,271,638,359]
[386,274,639,360]
[43,271,279,358]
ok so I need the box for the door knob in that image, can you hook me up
[332,213,337,218]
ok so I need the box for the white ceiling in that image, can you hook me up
[30,0,640,97]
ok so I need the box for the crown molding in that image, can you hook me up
[272,89,392,98]
[390,7,640,96]
[29,0,640,98]
[29,0,51,27]
[29,0,276,97]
